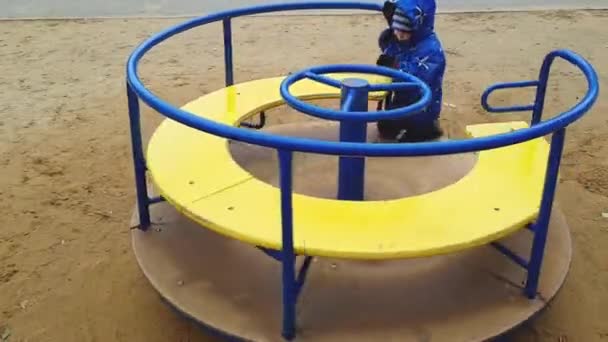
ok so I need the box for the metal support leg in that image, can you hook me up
[127,82,151,230]
[295,256,314,298]
[491,242,529,270]
[148,196,165,204]
[240,111,267,129]
[337,78,369,201]
[278,149,296,340]
[525,128,566,298]
[223,18,234,87]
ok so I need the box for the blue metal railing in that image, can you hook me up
[127,52,597,157]
[125,2,599,340]
[481,80,539,113]
[482,50,596,126]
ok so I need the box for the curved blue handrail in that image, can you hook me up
[126,2,599,158]
[481,80,539,113]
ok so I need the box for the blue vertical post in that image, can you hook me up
[525,128,566,298]
[337,78,369,201]
[126,82,151,230]
[278,149,296,340]
[223,18,234,87]
[531,55,553,125]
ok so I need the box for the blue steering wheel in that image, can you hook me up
[280,64,432,122]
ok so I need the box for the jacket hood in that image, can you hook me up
[393,0,436,42]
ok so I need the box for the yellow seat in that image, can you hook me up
[147,75,550,260]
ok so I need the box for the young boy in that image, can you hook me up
[376,0,446,142]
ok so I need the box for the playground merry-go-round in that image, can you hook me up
[125,2,599,341]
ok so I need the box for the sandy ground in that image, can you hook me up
[0,10,607,342]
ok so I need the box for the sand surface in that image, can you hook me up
[0,10,607,342]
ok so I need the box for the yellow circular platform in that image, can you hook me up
[145,76,551,259]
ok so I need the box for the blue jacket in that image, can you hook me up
[379,0,445,126]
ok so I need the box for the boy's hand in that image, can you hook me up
[382,0,397,26]
[378,28,396,51]
[377,54,396,68]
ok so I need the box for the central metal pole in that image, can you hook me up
[278,149,296,340]
[337,78,369,201]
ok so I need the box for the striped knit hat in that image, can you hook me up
[391,7,413,32]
